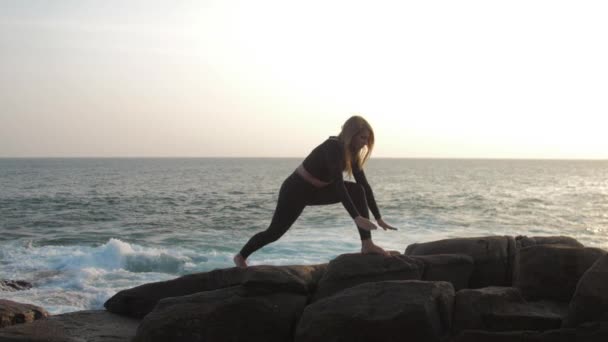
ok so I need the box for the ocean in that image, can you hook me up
[1,158,607,314]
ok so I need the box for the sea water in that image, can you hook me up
[1,158,607,313]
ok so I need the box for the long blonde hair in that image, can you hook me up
[338,115,375,177]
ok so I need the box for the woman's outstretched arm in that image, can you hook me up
[326,142,378,231]
[353,167,398,231]
[352,167,381,219]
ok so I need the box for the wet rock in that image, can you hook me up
[0,299,49,328]
[105,263,326,318]
[564,253,608,327]
[311,253,423,301]
[454,321,608,342]
[411,254,474,290]
[452,286,526,333]
[405,236,516,288]
[0,310,139,342]
[513,245,605,301]
[481,300,568,332]
[134,285,306,342]
[296,280,454,342]
[515,235,584,249]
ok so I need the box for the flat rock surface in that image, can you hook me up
[483,300,569,331]
[105,263,326,318]
[296,280,455,342]
[0,299,49,328]
[0,310,140,342]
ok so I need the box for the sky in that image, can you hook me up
[1,0,607,159]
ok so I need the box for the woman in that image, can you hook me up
[234,116,397,268]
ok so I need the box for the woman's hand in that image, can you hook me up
[355,216,377,231]
[377,218,398,231]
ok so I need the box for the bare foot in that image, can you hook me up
[361,243,390,257]
[233,254,248,268]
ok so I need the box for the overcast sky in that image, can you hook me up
[1,0,607,158]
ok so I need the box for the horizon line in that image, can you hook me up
[1,156,607,161]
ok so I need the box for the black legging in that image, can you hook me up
[239,171,371,258]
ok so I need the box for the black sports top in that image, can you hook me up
[302,136,381,220]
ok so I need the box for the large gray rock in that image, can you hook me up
[311,253,423,301]
[134,285,307,342]
[0,310,139,342]
[454,321,608,342]
[405,236,516,288]
[481,300,568,332]
[0,299,49,328]
[565,253,608,327]
[105,264,326,318]
[411,254,474,291]
[515,235,584,249]
[452,286,526,334]
[513,245,606,301]
[296,280,455,342]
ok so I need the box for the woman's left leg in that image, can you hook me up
[235,173,310,267]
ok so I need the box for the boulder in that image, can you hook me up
[452,286,526,333]
[134,285,307,342]
[454,329,573,342]
[0,280,33,292]
[513,245,606,302]
[311,253,423,301]
[454,321,608,342]
[105,263,326,318]
[481,300,568,332]
[411,254,474,290]
[515,235,584,249]
[564,253,608,327]
[405,236,516,288]
[0,310,138,342]
[0,299,49,328]
[295,280,454,342]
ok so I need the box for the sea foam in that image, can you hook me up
[0,239,189,314]
[52,238,188,274]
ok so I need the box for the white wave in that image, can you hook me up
[0,239,196,314]
[51,238,190,274]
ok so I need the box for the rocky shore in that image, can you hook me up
[2,235,608,341]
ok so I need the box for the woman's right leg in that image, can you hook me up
[308,181,371,240]
[235,174,309,267]
[308,181,389,256]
